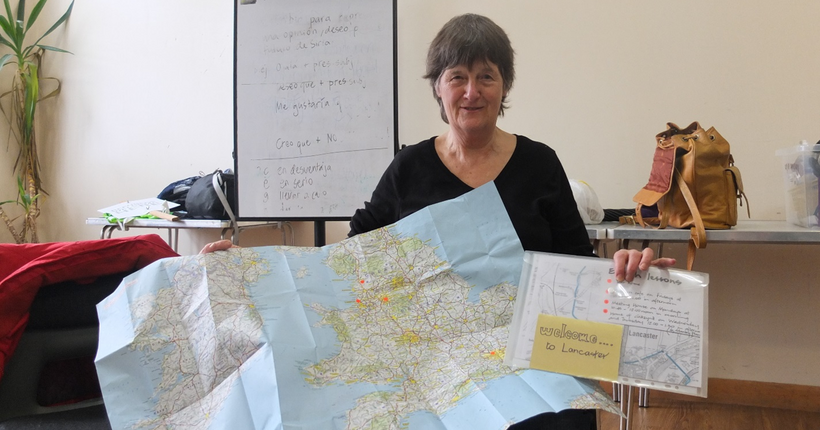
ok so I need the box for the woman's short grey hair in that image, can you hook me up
[423,14,515,124]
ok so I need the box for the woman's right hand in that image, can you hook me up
[611,247,676,282]
[199,239,236,254]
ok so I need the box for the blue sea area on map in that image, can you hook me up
[398,185,524,302]
[209,344,282,430]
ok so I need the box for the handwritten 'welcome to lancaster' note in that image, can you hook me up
[505,252,709,398]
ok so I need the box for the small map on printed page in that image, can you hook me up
[505,251,709,397]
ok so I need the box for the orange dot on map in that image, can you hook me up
[360,280,365,284]
[383,297,389,302]
[356,299,361,303]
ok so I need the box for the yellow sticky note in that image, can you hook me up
[529,314,623,382]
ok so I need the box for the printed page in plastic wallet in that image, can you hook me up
[505,251,709,397]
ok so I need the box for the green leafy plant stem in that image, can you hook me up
[0,0,72,243]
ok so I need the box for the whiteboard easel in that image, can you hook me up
[234,0,397,223]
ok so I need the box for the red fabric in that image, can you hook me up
[0,235,178,381]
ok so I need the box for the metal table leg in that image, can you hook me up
[168,228,179,252]
[638,387,650,408]
[101,225,119,239]
[619,384,634,430]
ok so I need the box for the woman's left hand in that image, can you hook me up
[199,239,237,254]
[612,248,676,283]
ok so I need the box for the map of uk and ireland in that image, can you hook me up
[95,183,706,429]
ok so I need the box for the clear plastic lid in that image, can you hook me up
[776,140,820,156]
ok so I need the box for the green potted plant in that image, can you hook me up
[0,0,72,243]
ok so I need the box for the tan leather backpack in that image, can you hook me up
[633,122,749,269]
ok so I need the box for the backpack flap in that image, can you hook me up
[632,124,686,227]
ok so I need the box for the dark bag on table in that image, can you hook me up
[633,122,749,269]
[186,170,236,221]
[157,175,200,212]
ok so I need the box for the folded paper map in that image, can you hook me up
[95,183,620,430]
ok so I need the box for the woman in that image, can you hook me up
[344,13,674,429]
[349,15,589,258]
[345,13,669,281]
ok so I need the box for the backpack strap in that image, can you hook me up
[212,172,239,242]
[635,203,646,226]
[212,172,236,224]
[673,169,706,270]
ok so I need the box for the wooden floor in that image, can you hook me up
[598,397,820,430]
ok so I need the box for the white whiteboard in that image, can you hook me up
[234,0,397,220]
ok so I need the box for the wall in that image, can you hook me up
[1,0,818,387]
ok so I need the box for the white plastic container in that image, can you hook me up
[776,141,820,228]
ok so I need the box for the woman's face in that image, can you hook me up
[436,59,505,138]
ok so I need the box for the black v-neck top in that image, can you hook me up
[349,135,593,257]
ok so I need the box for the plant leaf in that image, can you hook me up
[14,0,24,23]
[36,44,71,54]
[37,75,59,101]
[0,52,12,70]
[0,33,15,51]
[0,15,16,45]
[13,14,23,51]
[30,0,71,48]
[22,63,38,145]
[2,0,12,26]
[27,0,47,31]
